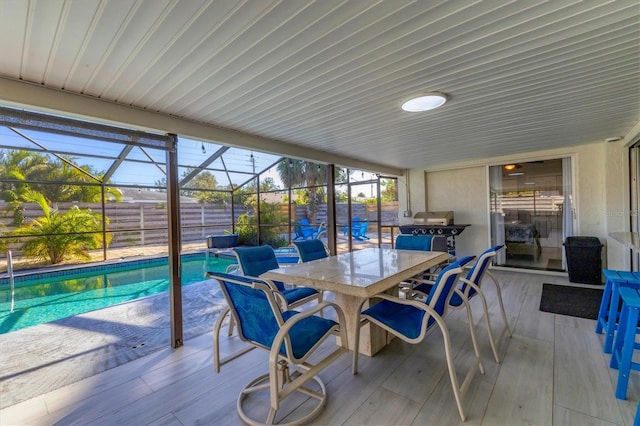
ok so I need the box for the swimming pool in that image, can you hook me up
[0,254,235,334]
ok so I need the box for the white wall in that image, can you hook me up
[425,167,489,258]
[405,141,629,268]
[605,141,630,270]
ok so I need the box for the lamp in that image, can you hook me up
[504,164,522,171]
[401,92,448,112]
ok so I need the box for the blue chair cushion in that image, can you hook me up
[395,235,433,251]
[281,286,319,305]
[283,311,338,359]
[234,245,279,276]
[221,275,281,348]
[294,239,328,262]
[215,272,333,359]
[426,256,476,313]
[362,300,430,339]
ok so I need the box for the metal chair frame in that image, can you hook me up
[209,272,347,426]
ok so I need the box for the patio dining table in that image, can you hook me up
[261,247,450,356]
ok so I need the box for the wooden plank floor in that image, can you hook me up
[2,270,639,425]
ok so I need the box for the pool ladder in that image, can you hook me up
[7,250,15,312]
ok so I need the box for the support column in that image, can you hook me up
[166,134,183,348]
[327,165,337,255]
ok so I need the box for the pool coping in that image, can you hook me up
[0,250,237,286]
[0,247,300,286]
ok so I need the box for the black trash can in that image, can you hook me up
[563,236,603,284]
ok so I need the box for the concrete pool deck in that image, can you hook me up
[0,278,226,409]
[0,236,386,410]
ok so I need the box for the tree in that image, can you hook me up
[0,149,121,225]
[260,177,279,192]
[381,179,397,202]
[234,199,288,247]
[181,170,218,203]
[0,149,121,202]
[276,160,327,222]
[10,188,108,264]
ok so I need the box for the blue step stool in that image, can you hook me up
[597,269,640,353]
[610,286,640,399]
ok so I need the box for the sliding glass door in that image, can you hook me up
[489,158,574,271]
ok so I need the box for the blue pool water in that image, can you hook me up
[0,254,235,334]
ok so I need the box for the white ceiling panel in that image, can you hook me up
[0,0,638,172]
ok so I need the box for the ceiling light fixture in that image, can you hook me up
[401,92,448,112]
[605,136,623,143]
[504,164,517,170]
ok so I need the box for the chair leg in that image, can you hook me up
[605,281,622,354]
[461,297,485,376]
[433,314,471,422]
[596,276,614,334]
[613,304,639,399]
[476,289,502,364]
[227,313,236,337]
[213,306,230,373]
[213,307,255,373]
[486,271,513,339]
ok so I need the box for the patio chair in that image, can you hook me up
[213,245,323,363]
[293,218,325,240]
[408,245,512,363]
[343,217,370,240]
[232,245,322,306]
[293,218,312,240]
[395,234,448,252]
[208,272,348,425]
[394,234,450,293]
[352,256,483,422]
[311,221,326,240]
[292,239,329,263]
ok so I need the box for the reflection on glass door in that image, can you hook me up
[489,158,573,271]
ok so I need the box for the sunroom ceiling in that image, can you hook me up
[0,1,639,172]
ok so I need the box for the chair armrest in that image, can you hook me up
[365,293,440,319]
[457,277,483,299]
[363,293,447,337]
[225,264,239,274]
[270,301,348,364]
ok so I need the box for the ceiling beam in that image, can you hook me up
[0,77,403,177]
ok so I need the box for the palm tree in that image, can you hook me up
[276,160,328,223]
[10,189,108,264]
[0,149,121,224]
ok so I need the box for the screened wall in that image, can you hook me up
[0,107,400,272]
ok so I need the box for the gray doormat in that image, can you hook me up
[539,283,603,320]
